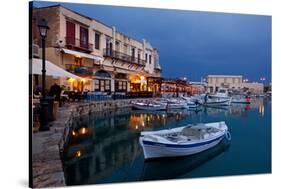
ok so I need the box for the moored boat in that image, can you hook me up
[132,101,167,111]
[209,88,230,99]
[166,102,188,109]
[181,96,202,109]
[231,95,251,104]
[162,98,189,109]
[203,97,231,106]
[139,121,231,160]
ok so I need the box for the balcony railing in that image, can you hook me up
[103,48,145,66]
[65,36,93,52]
[65,64,93,75]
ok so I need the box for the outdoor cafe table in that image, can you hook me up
[87,92,112,101]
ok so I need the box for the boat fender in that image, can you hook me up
[225,130,231,141]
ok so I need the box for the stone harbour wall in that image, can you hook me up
[32,98,144,188]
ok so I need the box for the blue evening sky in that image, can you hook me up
[33,1,271,83]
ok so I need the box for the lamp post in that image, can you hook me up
[260,77,266,83]
[37,18,50,131]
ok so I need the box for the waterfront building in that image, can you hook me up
[241,82,264,94]
[32,5,161,93]
[207,75,243,93]
[206,75,264,94]
[160,78,191,97]
[189,81,206,94]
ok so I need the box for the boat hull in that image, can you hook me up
[166,103,188,109]
[140,135,224,160]
[132,103,167,111]
[203,100,230,106]
[231,101,250,104]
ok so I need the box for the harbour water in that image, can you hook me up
[62,97,271,185]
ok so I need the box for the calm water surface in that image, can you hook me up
[62,97,271,185]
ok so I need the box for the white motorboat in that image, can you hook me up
[210,88,230,99]
[231,95,251,104]
[132,101,167,111]
[203,96,231,106]
[139,121,231,160]
[181,96,202,109]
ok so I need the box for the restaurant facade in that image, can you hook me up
[32,5,161,93]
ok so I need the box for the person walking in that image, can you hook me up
[49,83,62,106]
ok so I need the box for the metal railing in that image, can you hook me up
[103,48,145,66]
[65,36,93,52]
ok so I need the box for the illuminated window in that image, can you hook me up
[105,80,110,91]
[94,80,99,91]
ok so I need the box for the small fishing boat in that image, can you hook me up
[142,142,230,180]
[132,101,167,111]
[139,121,231,160]
[166,102,188,109]
[163,99,189,109]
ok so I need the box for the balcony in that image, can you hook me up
[103,48,145,66]
[65,37,93,53]
[65,64,93,76]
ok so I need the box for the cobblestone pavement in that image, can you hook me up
[32,105,73,188]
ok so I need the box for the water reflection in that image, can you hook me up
[62,97,270,185]
[142,142,230,181]
[259,105,265,117]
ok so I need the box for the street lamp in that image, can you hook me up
[38,19,49,39]
[37,18,49,100]
[37,18,50,131]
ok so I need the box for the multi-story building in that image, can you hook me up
[189,81,206,94]
[32,5,161,93]
[241,82,264,94]
[207,75,243,93]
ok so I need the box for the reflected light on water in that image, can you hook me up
[81,128,86,134]
[259,105,265,117]
[75,150,82,158]
[72,131,76,136]
[63,98,271,185]
[129,114,146,130]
